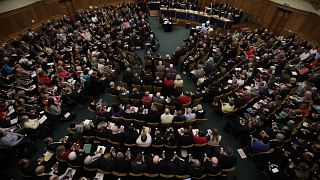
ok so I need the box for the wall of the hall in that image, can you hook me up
[0,0,137,43]
[200,0,320,46]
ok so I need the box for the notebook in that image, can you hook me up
[64,112,70,118]
[10,117,19,125]
[94,172,104,180]
[43,151,54,162]
[96,145,106,154]
[237,148,247,159]
[39,115,47,124]
[83,144,92,154]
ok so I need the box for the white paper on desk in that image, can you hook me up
[149,94,153,97]
[31,72,37,78]
[292,71,297,76]
[192,129,199,135]
[96,145,106,154]
[47,62,54,66]
[39,115,47,124]
[83,119,92,125]
[235,68,241,71]
[94,172,104,180]
[272,168,279,173]
[10,116,18,125]
[160,96,164,99]
[7,108,15,116]
[107,107,111,112]
[89,69,93,75]
[8,105,13,111]
[227,79,232,84]
[64,112,70,118]
[237,148,247,159]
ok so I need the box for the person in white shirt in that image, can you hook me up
[299,49,310,61]
[160,108,174,124]
[0,128,24,147]
[21,115,40,130]
[136,131,152,147]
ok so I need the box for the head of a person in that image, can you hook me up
[164,108,170,114]
[156,92,161,97]
[18,158,30,168]
[211,157,219,165]
[117,152,125,160]
[225,146,234,157]
[141,133,147,142]
[196,104,203,111]
[175,74,181,80]
[44,137,53,145]
[35,165,45,175]
[103,152,111,161]
[136,153,143,162]
[193,159,201,168]
[153,155,160,164]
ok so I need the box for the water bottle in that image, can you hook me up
[189,154,192,162]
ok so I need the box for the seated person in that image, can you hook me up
[111,104,124,117]
[177,92,192,105]
[136,131,152,147]
[221,100,235,113]
[114,152,130,173]
[153,92,165,104]
[207,128,222,146]
[146,155,165,174]
[0,127,25,147]
[173,109,186,122]
[167,153,187,175]
[218,146,237,169]
[250,135,270,154]
[146,105,161,123]
[184,108,196,121]
[19,158,39,177]
[188,158,205,178]
[142,91,152,102]
[193,104,206,119]
[123,104,136,119]
[130,153,146,173]
[68,151,85,168]
[98,152,115,172]
[107,125,124,143]
[44,137,64,153]
[152,129,165,146]
[124,125,139,145]
[204,156,221,175]
[193,130,208,144]
[130,88,142,99]
[160,108,174,124]
[177,128,194,147]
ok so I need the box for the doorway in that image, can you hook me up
[269,8,292,35]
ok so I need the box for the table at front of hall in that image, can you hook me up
[160,8,233,29]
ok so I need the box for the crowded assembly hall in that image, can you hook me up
[0,0,319,180]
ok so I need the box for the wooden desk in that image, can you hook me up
[160,8,233,29]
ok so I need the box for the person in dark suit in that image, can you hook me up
[146,155,166,174]
[130,153,147,173]
[142,71,154,85]
[124,125,139,145]
[204,156,221,175]
[98,152,115,172]
[188,158,205,178]
[218,146,237,169]
[177,128,194,146]
[122,68,134,85]
[169,153,187,175]
[114,152,131,173]
[146,105,161,123]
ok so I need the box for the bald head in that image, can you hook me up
[211,157,218,165]
[153,155,160,164]
[35,165,45,175]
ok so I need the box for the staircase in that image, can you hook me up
[149,10,160,17]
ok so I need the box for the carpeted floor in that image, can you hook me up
[2,16,265,180]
